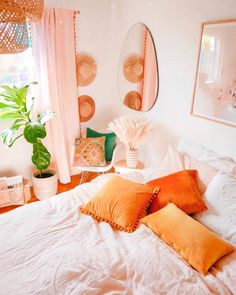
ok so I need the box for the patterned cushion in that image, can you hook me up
[86,128,116,162]
[73,137,106,166]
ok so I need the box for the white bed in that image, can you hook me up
[0,172,236,295]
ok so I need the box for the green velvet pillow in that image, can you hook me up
[86,128,116,162]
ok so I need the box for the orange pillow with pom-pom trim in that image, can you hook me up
[80,175,159,233]
[148,170,207,214]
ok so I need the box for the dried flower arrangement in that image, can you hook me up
[108,115,155,151]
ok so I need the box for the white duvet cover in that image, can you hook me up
[0,173,235,295]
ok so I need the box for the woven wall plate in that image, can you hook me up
[123,54,144,83]
[124,91,142,111]
[76,53,97,86]
[78,95,96,122]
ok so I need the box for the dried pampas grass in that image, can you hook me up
[108,115,155,151]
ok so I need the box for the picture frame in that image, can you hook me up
[191,19,236,127]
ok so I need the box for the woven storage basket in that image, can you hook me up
[0,178,31,208]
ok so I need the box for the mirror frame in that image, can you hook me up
[118,23,159,112]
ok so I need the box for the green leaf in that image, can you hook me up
[17,85,29,105]
[0,128,24,147]
[11,118,28,130]
[38,110,55,124]
[1,129,15,146]
[24,122,46,143]
[1,85,16,95]
[0,109,24,120]
[0,101,19,109]
[0,117,27,146]
[0,85,19,104]
[0,82,38,113]
[0,93,16,102]
[32,141,51,170]
[0,85,28,108]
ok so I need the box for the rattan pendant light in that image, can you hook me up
[0,0,44,54]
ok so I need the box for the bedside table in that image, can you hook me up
[114,160,145,174]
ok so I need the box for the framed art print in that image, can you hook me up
[191,19,236,127]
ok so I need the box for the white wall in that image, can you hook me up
[1,0,236,179]
[0,121,33,178]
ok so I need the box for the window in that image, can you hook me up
[200,34,220,83]
[0,48,35,87]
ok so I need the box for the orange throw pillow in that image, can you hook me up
[141,203,234,275]
[148,170,207,214]
[80,175,159,232]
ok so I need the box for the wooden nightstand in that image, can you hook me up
[114,160,145,174]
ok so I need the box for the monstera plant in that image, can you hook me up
[0,82,57,200]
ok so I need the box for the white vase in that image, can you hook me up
[126,149,138,168]
[32,169,58,200]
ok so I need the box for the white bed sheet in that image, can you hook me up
[0,173,235,295]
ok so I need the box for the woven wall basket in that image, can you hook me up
[0,22,28,54]
[76,53,97,86]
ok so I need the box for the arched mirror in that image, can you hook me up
[118,23,159,112]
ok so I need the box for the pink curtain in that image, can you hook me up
[30,8,80,184]
[141,29,158,112]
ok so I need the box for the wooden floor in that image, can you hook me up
[0,172,101,214]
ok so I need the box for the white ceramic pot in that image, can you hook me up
[126,149,138,168]
[32,169,58,200]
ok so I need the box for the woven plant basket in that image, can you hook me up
[32,169,58,200]
[0,22,28,54]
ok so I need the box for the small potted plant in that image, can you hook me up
[0,82,57,200]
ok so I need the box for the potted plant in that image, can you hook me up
[0,82,57,200]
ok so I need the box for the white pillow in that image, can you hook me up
[154,145,217,193]
[178,139,236,175]
[152,145,185,179]
[194,173,236,245]
[183,156,218,194]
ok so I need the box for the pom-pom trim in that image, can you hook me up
[80,187,160,233]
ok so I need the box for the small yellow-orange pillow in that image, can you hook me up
[148,170,207,214]
[141,203,234,275]
[80,175,158,232]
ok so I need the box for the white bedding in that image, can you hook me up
[0,173,235,295]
